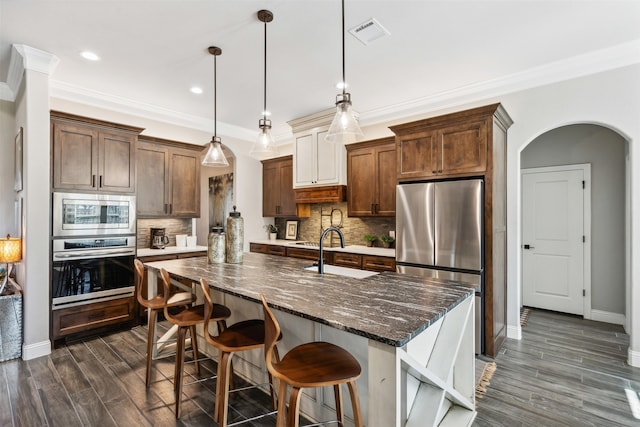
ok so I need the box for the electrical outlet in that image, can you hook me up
[389,230,395,239]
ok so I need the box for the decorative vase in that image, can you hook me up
[269,233,277,241]
[383,242,392,249]
[226,206,244,264]
[366,241,374,247]
[208,226,225,264]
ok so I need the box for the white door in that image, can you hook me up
[522,165,589,315]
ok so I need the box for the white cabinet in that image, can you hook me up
[289,109,346,189]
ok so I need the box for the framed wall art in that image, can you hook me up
[14,127,23,192]
[285,220,298,240]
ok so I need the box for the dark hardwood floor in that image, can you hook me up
[1,309,639,426]
[475,309,640,426]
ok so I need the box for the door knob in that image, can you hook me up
[523,244,535,249]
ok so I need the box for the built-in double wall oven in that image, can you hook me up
[51,192,136,310]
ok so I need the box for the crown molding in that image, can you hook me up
[0,44,59,101]
[42,38,640,141]
[50,80,257,142]
[359,39,640,127]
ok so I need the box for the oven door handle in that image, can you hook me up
[53,249,136,260]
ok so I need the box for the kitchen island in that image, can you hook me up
[144,253,477,427]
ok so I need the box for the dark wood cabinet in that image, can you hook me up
[137,137,201,218]
[262,156,298,217]
[331,252,362,269]
[249,243,287,256]
[390,103,512,357]
[362,255,396,272]
[52,297,136,340]
[286,246,319,261]
[51,112,141,193]
[391,109,492,181]
[346,137,396,216]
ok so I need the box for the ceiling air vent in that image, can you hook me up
[348,18,390,45]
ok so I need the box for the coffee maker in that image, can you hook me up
[150,227,170,249]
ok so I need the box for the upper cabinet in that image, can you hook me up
[346,137,396,217]
[51,111,142,193]
[137,137,201,218]
[262,156,297,217]
[390,106,509,181]
[288,109,346,189]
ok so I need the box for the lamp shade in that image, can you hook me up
[0,236,21,263]
[325,94,364,144]
[202,138,229,167]
[250,119,277,158]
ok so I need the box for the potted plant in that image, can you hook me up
[265,224,278,240]
[380,235,395,248]
[363,234,378,247]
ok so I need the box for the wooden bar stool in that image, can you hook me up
[260,294,364,427]
[134,259,195,387]
[160,268,231,418]
[200,278,279,427]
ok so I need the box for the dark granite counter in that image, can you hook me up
[144,252,475,347]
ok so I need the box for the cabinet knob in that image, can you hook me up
[92,174,96,188]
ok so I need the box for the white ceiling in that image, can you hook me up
[2,1,640,143]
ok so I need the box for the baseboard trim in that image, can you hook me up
[628,348,640,368]
[589,309,626,326]
[22,340,51,360]
[507,324,522,340]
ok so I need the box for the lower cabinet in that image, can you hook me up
[249,243,286,256]
[249,243,396,273]
[52,297,136,340]
[331,253,396,272]
[286,247,319,261]
[362,255,396,272]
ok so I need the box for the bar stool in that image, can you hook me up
[200,278,279,427]
[133,259,195,387]
[260,294,364,427]
[160,268,232,418]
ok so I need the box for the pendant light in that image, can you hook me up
[325,0,364,144]
[202,46,229,167]
[250,9,277,158]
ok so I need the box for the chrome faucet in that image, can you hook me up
[318,226,345,274]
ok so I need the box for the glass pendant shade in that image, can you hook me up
[250,118,277,157]
[202,46,229,167]
[326,0,364,144]
[325,93,364,143]
[202,137,229,167]
[251,9,277,159]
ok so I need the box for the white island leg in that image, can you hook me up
[367,295,476,427]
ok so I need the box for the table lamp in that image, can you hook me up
[0,235,21,295]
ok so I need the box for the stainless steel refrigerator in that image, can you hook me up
[396,179,484,353]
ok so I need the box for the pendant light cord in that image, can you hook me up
[214,53,217,138]
[263,17,267,121]
[341,0,346,96]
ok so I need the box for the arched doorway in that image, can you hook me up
[520,124,628,324]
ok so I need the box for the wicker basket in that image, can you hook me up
[0,279,22,362]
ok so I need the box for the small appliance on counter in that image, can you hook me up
[150,227,170,249]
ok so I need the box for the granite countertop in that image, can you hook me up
[137,245,208,257]
[251,239,395,258]
[144,252,475,347]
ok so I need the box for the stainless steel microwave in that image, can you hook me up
[52,192,136,237]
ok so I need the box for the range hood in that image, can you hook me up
[294,185,347,203]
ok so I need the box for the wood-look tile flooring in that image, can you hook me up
[475,309,640,426]
[1,309,639,426]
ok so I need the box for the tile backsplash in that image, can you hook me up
[275,202,394,247]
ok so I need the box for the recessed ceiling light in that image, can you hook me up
[80,51,100,61]
[190,86,203,94]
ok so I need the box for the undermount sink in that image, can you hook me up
[303,264,379,279]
